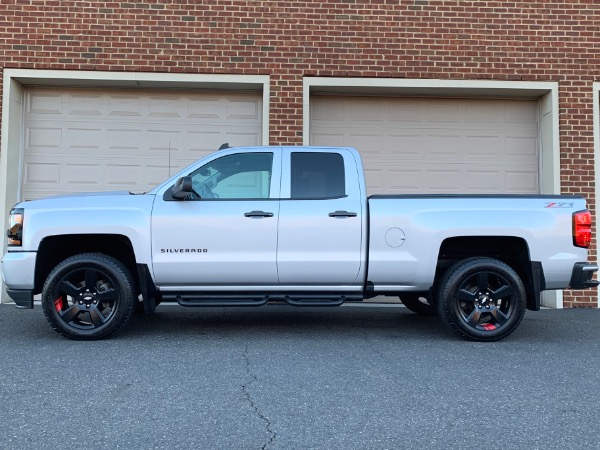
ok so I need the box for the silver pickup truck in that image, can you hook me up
[2,145,598,341]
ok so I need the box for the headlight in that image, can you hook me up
[7,208,24,246]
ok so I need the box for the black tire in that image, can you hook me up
[400,294,437,316]
[436,257,526,342]
[42,253,136,340]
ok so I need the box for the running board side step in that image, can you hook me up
[169,294,269,307]
[162,293,363,307]
[284,294,362,307]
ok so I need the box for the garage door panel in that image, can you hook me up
[388,101,423,121]
[311,96,539,194]
[224,130,262,145]
[64,163,102,186]
[66,128,103,151]
[428,103,464,123]
[26,127,62,151]
[505,102,538,122]
[505,171,539,193]
[226,98,263,119]
[28,92,64,115]
[22,87,263,200]
[386,137,422,156]
[429,170,464,192]
[187,128,261,148]
[106,164,143,187]
[464,170,503,192]
[66,94,104,116]
[188,97,222,118]
[428,135,463,156]
[24,161,61,185]
[463,136,503,156]
[506,136,538,157]
[107,94,144,116]
[385,169,423,192]
[148,95,183,117]
[343,133,386,150]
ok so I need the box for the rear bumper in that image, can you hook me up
[569,262,600,289]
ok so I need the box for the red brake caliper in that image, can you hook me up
[481,323,496,331]
[54,296,64,312]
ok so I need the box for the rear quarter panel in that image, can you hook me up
[367,195,588,291]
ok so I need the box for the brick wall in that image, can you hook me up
[1,0,598,306]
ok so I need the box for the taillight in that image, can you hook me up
[7,208,24,246]
[573,210,592,248]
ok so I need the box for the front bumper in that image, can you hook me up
[1,251,36,289]
[569,262,600,289]
[2,251,36,308]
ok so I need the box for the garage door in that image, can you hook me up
[22,87,263,200]
[310,96,539,195]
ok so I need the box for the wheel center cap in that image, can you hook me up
[477,293,490,307]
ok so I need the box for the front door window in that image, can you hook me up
[189,153,273,199]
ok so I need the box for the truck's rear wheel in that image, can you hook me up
[436,257,526,341]
[400,294,437,316]
[42,253,135,340]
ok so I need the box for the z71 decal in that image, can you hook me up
[544,202,574,208]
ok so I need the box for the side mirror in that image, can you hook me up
[171,176,193,200]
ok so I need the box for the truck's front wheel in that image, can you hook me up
[41,253,136,340]
[436,257,526,341]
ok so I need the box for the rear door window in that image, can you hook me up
[290,152,345,199]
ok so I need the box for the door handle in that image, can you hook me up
[328,210,357,218]
[244,210,274,218]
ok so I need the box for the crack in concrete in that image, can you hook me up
[242,343,276,450]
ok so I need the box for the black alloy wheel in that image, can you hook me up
[42,253,136,340]
[436,257,526,341]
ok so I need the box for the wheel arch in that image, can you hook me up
[436,236,543,311]
[35,234,139,294]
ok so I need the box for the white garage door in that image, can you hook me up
[22,87,263,200]
[310,96,539,195]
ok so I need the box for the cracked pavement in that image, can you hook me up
[242,343,277,449]
[2,303,600,449]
